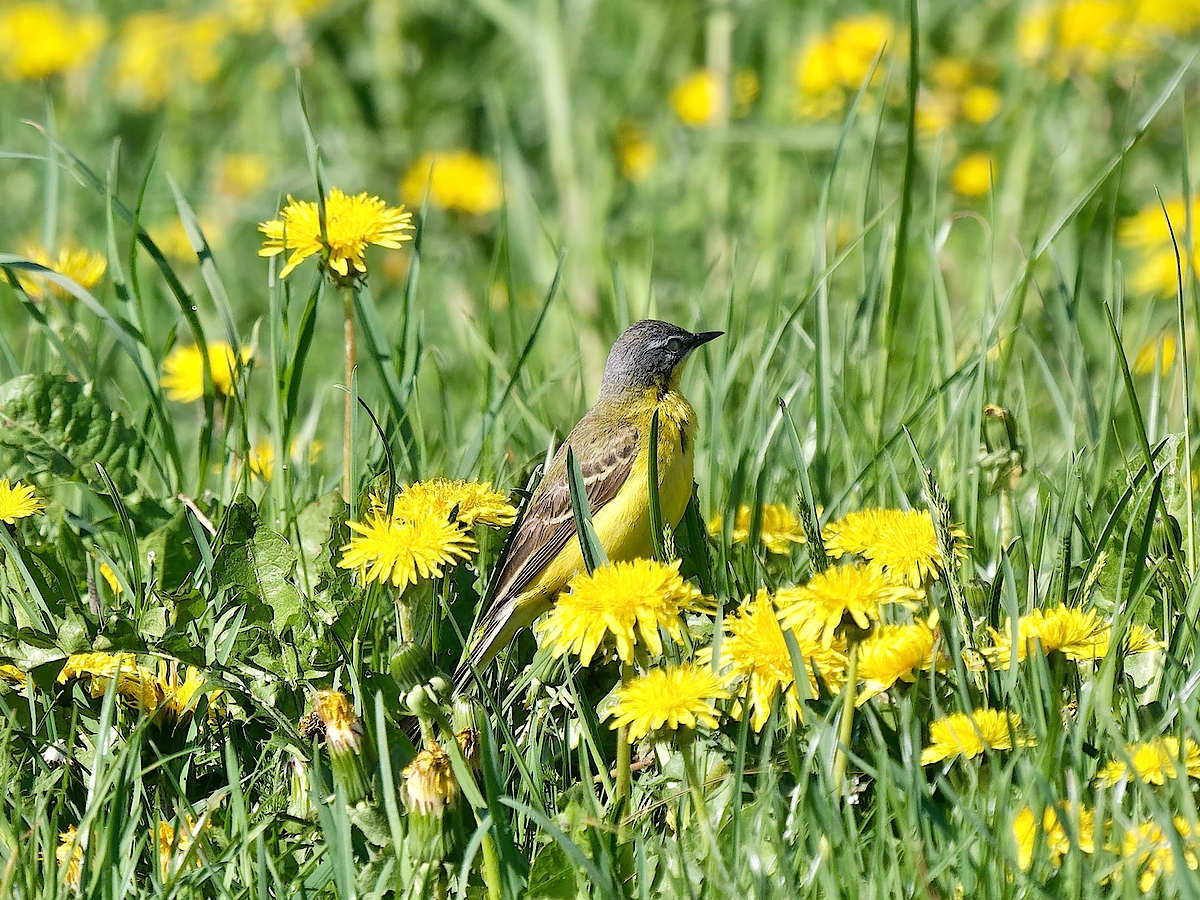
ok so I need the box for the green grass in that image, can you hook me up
[3,0,1200,896]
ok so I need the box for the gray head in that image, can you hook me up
[598,319,722,397]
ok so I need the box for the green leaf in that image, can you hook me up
[139,506,201,594]
[212,496,305,635]
[0,373,146,491]
[525,841,576,900]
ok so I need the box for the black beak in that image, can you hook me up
[689,330,723,349]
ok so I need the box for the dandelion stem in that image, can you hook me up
[342,286,357,500]
[681,735,716,855]
[832,642,859,794]
[614,661,633,830]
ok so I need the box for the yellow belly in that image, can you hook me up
[526,392,695,600]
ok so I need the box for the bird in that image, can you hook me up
[455,319,721,685]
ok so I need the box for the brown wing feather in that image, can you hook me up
[457,418,638,680]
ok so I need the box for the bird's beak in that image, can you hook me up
[689,330,723,350]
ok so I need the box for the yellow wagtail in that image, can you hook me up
[455,319,721,683]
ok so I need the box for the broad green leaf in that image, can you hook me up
[212,496,305,635]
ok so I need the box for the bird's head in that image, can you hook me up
[598,319,722,397]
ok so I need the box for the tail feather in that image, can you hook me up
[453,598,529,689]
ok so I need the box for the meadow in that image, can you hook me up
[1,0,1200,896]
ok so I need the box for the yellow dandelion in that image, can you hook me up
[155,817,202,878]
[404,741,459,815]
[951,152,995,198]
[258,188,414,281]
[156,661,224,723]
[824,508,967,587]
[961,85,1002,124]
[160,342,253,403]
[537,558,706,665]
[0,479,44,524]
[214,153,270,200]
[915,89,956,136]
[776,563,920,648]
[614,120,657,182]
[1133,332,1177,375]
[1017,0,1158,79]
[0,2,105,81]
[710,503,806,554]
[338,508,476,591]
[98,562,122,595]
[1098,736,1200,786]
[56,825,83,890]
[58,652,162,710]
[671,69,722,126]
[856,619,937,704]
[1012,802,1096,870]
[0,664,27,685]
[312,690,363,755]
[920,708,1033,764]
[930,57,972,90]
[400,150,503,216]
[981,606,1163,668]
[387,478,518,529]
[248,439,275,481]
[110,12,225,110]
[706,591,808,731]
[605,664,729,741]
[1118,817,1199,892]
[16,246,106,301]
[1119,198,1200,297]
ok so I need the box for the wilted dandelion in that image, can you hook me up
[920,709,1033,764]
[0,2,105,81]
[855,619,937,704]
[312,690,362,755]
[0,479,44,524]
[1098,736,1200,786]
[1012,802,1096,870]
[15,246,106,301]
[710,503,806,554]
[338,508,476,592]
[980,606,1163,668]
[258,188,414,281]
[537,558,706,665]
[160,342,253,403]
[403,741,459,815]
[605,664,729,741]
[57,653,223,724]
[776,563,920,647]
[400,150,503,215]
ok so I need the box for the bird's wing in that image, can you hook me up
[487,419,640,607]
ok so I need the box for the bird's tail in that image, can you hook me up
[453,597,529,690]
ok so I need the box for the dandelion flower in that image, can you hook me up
[258,188,414,281]
[1118,817,1199,892]
[111,12,225,110]
[961,85,1002,124]
[537,558,706,665]
[313,690,363,755]
[156,662,223,723]
[387,479,518,529]
[0,3,105,81]
[98,562,122,595]
[160,342,253,403]
[605,664,729,741]
[1119,198,1200,298]
[404,741,459,815]
[795,13,896,118]
[155,817,202,878]
[1012,803,1096,870]
[248,440,275,481]
[710,503,806,554]
[671,69,722,126]
[15,246,106,301]
[856,619,937,704]
[1134,332,1177,376]
[706,591,809,730]
[338,507,476,592]
[214,153,270,200]
[400,150,503,216]
[1098,737,1200,786]
[776,563,920,647]
[0,664,26,685]
[920,708,1033,764]
[614,121,656,182]
[824,508,967,587]
[0,479,44,523]
[56,825,83,890]
[951,152,995,198]
[981,606,1163,668]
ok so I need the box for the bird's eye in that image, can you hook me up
[665,336,685,353]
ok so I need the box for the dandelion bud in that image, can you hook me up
[311,690,373,803]
[390,642,438,694]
